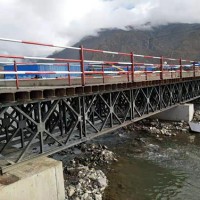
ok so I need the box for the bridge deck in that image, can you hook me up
[0,72,199,104]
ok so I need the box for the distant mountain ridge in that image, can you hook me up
[50,23,200,62]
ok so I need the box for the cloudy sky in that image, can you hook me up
[0,0,200,57]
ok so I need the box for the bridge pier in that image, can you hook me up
[151,104,194,121]
[0,157,65,200]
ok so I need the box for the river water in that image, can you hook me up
[103,130,200,200]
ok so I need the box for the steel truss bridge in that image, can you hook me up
[0,37,199,173]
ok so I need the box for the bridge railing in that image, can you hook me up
[0,37,198,89]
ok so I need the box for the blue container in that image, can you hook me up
[4,64,73,79]
[146,66,154,71]
[69,65,82,77]
[4,64,38,79]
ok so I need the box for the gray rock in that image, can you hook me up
[189,135,195,143]
[100,150,115,162]
[161,129,166,135]
[67,185,76,197]
[65,165,108,200]
[73,197,80,200]
[97,176,108,188]
[82,192,89,199]
[94,194,102,200]
[76,183,82,190]
[73,148,82,155]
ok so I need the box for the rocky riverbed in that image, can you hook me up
[64,165,107,200]
[53,105,200,200]
[53,143,117,200]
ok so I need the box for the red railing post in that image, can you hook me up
[131,52,134,82]
[193,62,196,77]
[179,58,182,79]
[80,45,85,86]
[145,66,148,81]
[102,65,105,84]
[127,66,129,82]
[14,60,19,89]
[160,56,163,80]
[67,63,71,86]
[171,66,173,79]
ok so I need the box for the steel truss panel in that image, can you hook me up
[0,80,200,173]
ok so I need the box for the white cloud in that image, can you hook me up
[0,0,200,58]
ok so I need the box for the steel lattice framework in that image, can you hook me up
[0,80,200,173]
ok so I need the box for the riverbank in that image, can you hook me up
[63,144,117,200]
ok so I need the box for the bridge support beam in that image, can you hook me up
[0,80,200,172]
[0,157,65,200]
[151,104,194,122]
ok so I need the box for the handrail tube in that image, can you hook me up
[0,54,81,63]
[83,48,131,56]
[134,54,161,59]
[0,37,80,50]
[84,60,132,65]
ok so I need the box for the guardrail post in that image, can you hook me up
[80,45,85,86]
[67,63,71,86]
[131,52,134,82]
[193,62,196,77]
[160,56,163,80]
[14,60,19,89]
[145,66,148,81]
[179,58,182,79]
[171,65,173,79]
[127,66,129,82]
[102,65,105,84]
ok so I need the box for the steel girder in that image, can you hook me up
[0,80,200,173]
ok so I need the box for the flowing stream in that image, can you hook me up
[103,131,200,200]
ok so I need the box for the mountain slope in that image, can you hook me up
[51,24,200,62]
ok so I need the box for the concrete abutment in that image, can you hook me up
[151,103,194,122]
[0,157,65,200]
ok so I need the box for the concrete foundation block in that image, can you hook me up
[0,157,65,200]
[151,104,194,122]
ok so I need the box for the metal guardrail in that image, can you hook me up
[0,37,198,89]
